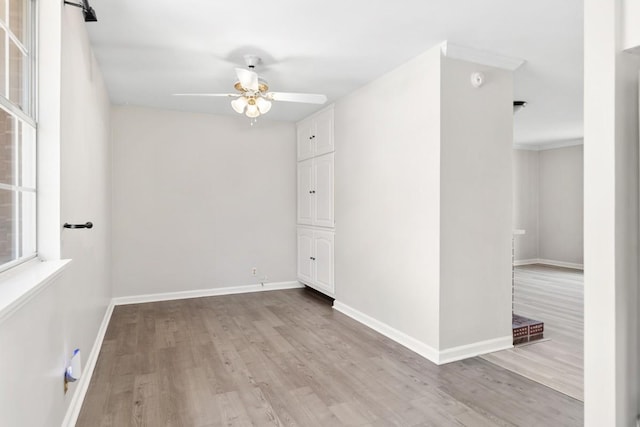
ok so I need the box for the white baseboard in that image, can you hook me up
[438,336,513,364]
[112,281,304,306]
[514,258,583,270]
[333,301,440,364]
[62,301,114,427]
[333,301,513,365]
[537,259,583,270]
[513,258,539,266]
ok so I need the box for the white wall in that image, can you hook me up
[59,3,113,415]
[539,145,584,265]
[334,46,442,349]
[584,0,640,424]
[111,107,296,297]
[0,4,112,427]
[439,57,513,350]
[512,149,539,261]
[334,45,513,359]
[512,145,584,266]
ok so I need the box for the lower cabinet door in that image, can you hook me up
[297,228,314,284]
[313,230,334,294]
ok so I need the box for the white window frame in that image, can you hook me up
[0,0,37,273]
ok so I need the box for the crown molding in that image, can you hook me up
[441,42,526,71]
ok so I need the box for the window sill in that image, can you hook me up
[0,258,71,324]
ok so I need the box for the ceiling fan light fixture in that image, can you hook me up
[256,97,272,114]
[246,103,260,118]
[231,96,248,114]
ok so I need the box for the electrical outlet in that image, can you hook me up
[252,267,257,276]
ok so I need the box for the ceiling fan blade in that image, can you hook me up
[267,92,327,104]
[173,93,238,97]
[235,68,259,91]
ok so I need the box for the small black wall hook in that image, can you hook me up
[63,0,98,22]
[63,222,93,229]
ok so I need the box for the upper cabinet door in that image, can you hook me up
[297,107,334,161]
[313,153,334,228]
[313,108,334,157]
[297,119,314,161]
[297,158,314,225]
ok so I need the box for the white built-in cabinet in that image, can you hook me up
[297,153,334,227]
[297,228,335,295]
[297,107,334,161]
[296,106,335,296]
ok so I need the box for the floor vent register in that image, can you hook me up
[512,314,544,345]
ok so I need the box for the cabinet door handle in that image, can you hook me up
[310,257,316,261]
[309,190,315,194]
[64,222,93,229]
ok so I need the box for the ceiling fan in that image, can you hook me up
[174,55,327,119]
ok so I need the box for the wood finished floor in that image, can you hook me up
[481,264,584,401]
[77,288,583,427]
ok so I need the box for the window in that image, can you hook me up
[0,0,36,271]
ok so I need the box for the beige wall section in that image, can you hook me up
[60,4,113,412]
[512,145,584,266]
[538,145,584,265]
[334,45,442,349]
[512,149,539,261]
[60,0,113,352]
[335,46,513,356]
[614,57,640,427]
[0,5,112,427]
[439,57,513,350]
[584,0,640,424]
[111,107,296,297]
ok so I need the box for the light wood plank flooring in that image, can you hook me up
[77,288,583,426]
[482,264,584,401]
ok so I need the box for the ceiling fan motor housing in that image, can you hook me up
[243,54,261,69]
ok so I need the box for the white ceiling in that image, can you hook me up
[85,0,583,145]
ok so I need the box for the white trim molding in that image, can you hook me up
[537,259,584,270]
[513,258,541,266]
[441,41,525,71]
[62,302,115,427]
[332,301,440,363]
[438,336,513,364]
[0,259,71,324]
[333,301,513,365]
[112,281,304,306]
[514,258,584,270]
[514,138,584,151]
